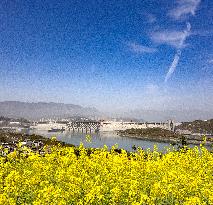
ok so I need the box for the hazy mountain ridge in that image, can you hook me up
[0,101,212,122]
[0,101,101,120]
[112,109,213,122]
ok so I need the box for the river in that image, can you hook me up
[28,130,174,152]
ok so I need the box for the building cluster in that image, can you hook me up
[0,117,31,132]
[0,115,176,134]
[1,140,45,156]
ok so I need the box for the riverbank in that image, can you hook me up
[0,130,132,156]
[118,128,213,146]
[0,130,75,155]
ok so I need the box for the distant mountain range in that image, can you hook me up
[0,101,212,122]
[0,101,101,120]
[112,109,213,122]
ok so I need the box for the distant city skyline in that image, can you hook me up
[0,0,212,113]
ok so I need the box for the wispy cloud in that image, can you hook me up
[146,13,157,23]
[141,12,157,24]
[150,29,191,48]
[192,29,213,37]
[208,59,213,64]
[149,23,192,82]
[162,1,201,82]
[168,0,201,20]
[165,23,191,82]
[128,42,157,54]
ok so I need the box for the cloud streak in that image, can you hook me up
[128,42,157,54]
[165,52,181,82]
[168,0,201,20]
[165,23,191,82]
[164,0,201,82]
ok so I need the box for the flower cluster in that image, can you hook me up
[0,144,212,204]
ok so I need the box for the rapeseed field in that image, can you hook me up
[0,143,212,205]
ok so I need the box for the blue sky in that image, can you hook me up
[0,0,212,112]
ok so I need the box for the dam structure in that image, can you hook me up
[67,121,100,133]
[31,120,175,133]
[99,120,174,132]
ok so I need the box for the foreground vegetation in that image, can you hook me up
[0,142,212,205]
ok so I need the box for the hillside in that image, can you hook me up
[176,119,213,134]
[0,101,101,120]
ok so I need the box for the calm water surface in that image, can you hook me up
[30,130,172,152]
